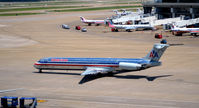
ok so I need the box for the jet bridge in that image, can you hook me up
[174,17,199,27]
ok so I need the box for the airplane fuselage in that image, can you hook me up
[82,20,104,24]
[34,57,156,71]
[172,27,199,35]
[34,43,169,76]
[114,24,152,29]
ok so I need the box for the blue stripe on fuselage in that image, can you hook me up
[38,57,149,65]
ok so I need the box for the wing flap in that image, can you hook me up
[81,67,114,76]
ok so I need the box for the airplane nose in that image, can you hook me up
[33,62,40,69]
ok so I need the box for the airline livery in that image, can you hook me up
[108,21,154,32]
[80,16,104,26]
[171,25,199,36]
[34,43,169,76]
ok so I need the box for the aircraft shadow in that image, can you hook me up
[114,75,172,81]
[33,71,172,84]
[79,74,172,84]
[79,74,112,84]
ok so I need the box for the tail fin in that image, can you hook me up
[108,21,115,28]
[170,24,177,30]
[113,10,118,15]
[137,8,141,13]
[80,16,86,22]
[144,43,169,62]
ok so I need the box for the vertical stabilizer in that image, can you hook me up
[108,21,115,28]
[80,16,86,22]
[144,43,169,62]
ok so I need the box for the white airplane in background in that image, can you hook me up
[80,16,104,26]
[108,21,154,32]
[113,9,132,16]
[171,25,199,36]
[113,8,142,16]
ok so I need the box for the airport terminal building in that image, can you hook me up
[142,0,199,19]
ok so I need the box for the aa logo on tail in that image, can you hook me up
[150,50,159,58]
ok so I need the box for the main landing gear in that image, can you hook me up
[111,28,118,32]
[88,23,92,26]
[39,69,42,73]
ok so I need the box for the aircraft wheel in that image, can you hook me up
[88,23,92,26]
[107,72,114,76]
[39,69,42,73]
[126,29,131,32]
[115,29,118,32]
[111,28,115,32]
[178,33,182,36]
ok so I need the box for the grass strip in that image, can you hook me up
[0,12,44,16]
[0,6,86,12]
[50,5,142,12]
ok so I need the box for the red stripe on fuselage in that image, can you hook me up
[34,63,119,67]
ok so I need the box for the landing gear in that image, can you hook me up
[175,33,182,36]
[191,33,197,36]
[39,69,42,73]
[107,72,114,76]
[174,32,182,36]
[96,24,100,26]
[126,29,131,32]
[111,28,118,32]
[88,23,92,26]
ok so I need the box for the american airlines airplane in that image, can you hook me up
[80,16,104,26]
[171,25,199,36]
[108,21,154,32]
[34,43,169,76]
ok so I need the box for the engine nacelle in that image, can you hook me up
[119,62,142,70]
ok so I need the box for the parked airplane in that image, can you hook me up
[34,43,169,76]
[108,21,154,32]
[171,25,199,36]
[80,16,104,26]
[113,9,132,16]
[113,9,142,16]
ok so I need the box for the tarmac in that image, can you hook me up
[0,10,199,108]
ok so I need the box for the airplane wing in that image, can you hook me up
[81,67,114,76]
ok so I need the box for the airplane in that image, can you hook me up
[113,9,132,16]
[108,21,154,32]
[34,43,169,76]
[80,16,105,26]
[171,25,199,36]
[113,9,142,16]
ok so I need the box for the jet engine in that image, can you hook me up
[119,62,142,70]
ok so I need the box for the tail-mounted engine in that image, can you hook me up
[119,62,142,70]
